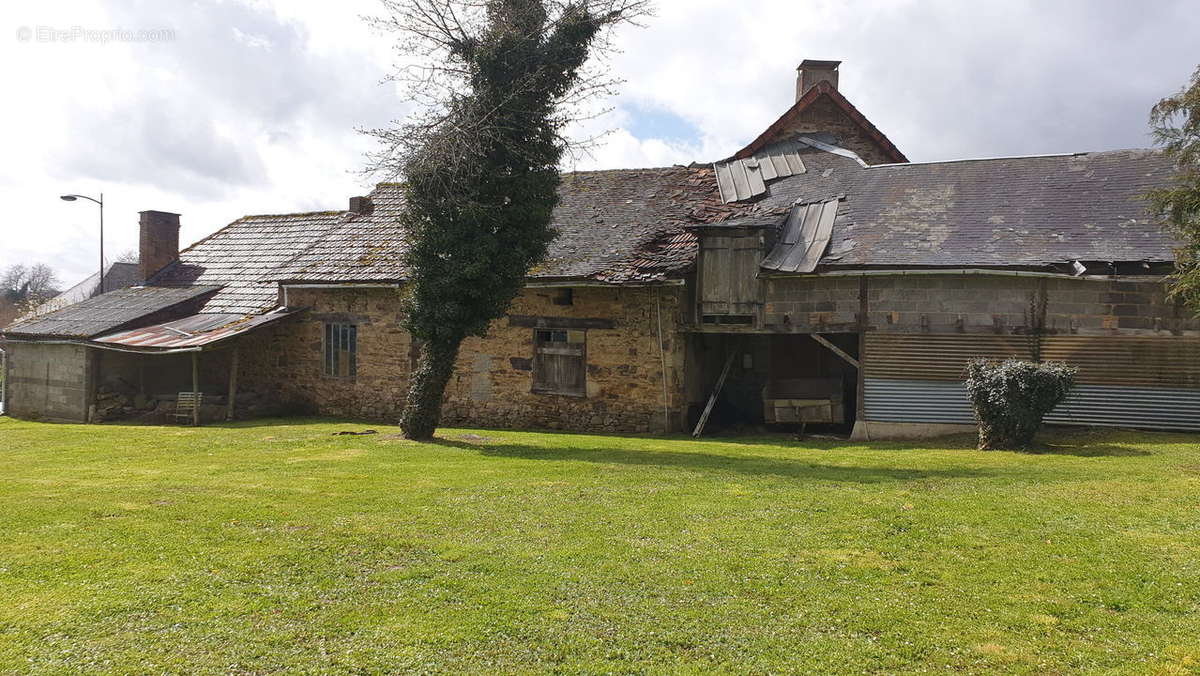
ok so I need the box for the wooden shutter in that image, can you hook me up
[532,329,586,396]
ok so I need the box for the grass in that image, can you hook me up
[0,418,1198,674]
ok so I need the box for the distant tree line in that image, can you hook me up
[0,263,61,327]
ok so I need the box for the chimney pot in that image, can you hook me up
[138,210,180,282]
[796,59,841,101]
[348,196,373,215]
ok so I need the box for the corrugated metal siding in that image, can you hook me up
[1046,385,1200,431]
[864,378,974,424]
[863,333,1200,431]
[863,333,1033,381]
[865,379,1200,431]
[1041,336,1200,388]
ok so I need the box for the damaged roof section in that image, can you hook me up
[751,147,1180,270]
[3,286,220,339]
[269,165,756,287]
[714,141,807,203]
[555,165,754,284]
[93,309,298,351]
[761,198,841,273]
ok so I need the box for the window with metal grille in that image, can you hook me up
[323,323,357,378]
[532,328,585,396]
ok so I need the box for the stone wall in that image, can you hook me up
[3,342,92,422]
[238,287,412,421]
[237,285,689,433]
[758,274,1200,336]
[442,286,687,433]
[777,96,898,165]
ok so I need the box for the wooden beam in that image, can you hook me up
[191,352,200,427]
[226,346,239,422]
[507,315,615,330]
[692,351,737,438]
[810,333,860,369]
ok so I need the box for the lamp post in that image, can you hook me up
[60,193,104,294]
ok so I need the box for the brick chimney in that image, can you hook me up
[348,196,373,215]
[139,210,180,282]
[796,59,841,101]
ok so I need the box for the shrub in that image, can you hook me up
[964,359,1077,450]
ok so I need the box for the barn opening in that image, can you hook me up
[687,332,859,435]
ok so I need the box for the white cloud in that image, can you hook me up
[1,0,1197,288]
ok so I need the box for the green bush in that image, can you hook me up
[964,359,1077,450]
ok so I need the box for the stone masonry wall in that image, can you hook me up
[441,286,687,433]
[236,285,689,432]
[777,96,898,166]
[759,275,1200,336]
[238,287,412,421]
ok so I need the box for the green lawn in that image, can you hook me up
[1,419,1198,674]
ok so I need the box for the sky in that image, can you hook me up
[1,0,1197,288]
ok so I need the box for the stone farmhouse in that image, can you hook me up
[2,60,1198,437]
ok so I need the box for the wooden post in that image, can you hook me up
[191,352,200,427]
[226,346,239,422]
[857,276,868,428]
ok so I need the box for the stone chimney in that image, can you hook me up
[139,210,180,282]
[348,196,374,215]
[796,59,841,101]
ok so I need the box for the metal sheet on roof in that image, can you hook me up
[93,308,298,350]
[761,198,840,273]
[714,141,806,203]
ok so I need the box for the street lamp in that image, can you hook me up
[60,193,105,294]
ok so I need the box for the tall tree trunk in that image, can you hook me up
[400,337,462,440]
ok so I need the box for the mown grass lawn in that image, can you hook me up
[1,418,1199,674]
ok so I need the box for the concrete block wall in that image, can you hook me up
[763,277,860,331]
[3,343,91,422]
[761,275,1199,336]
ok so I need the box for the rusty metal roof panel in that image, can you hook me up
[93,308,298,350]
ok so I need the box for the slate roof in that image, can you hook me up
[15,139,1172,342]
[263,166,748,286]
[537,166,747,283]
[743,145,1179,270]
[3,286,219,338]
[145,143,1179,308]
[150,211,345,314]
[22,262,141,320]
[271,184,409,284]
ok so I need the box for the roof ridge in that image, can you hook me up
[869,147,1162,168]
